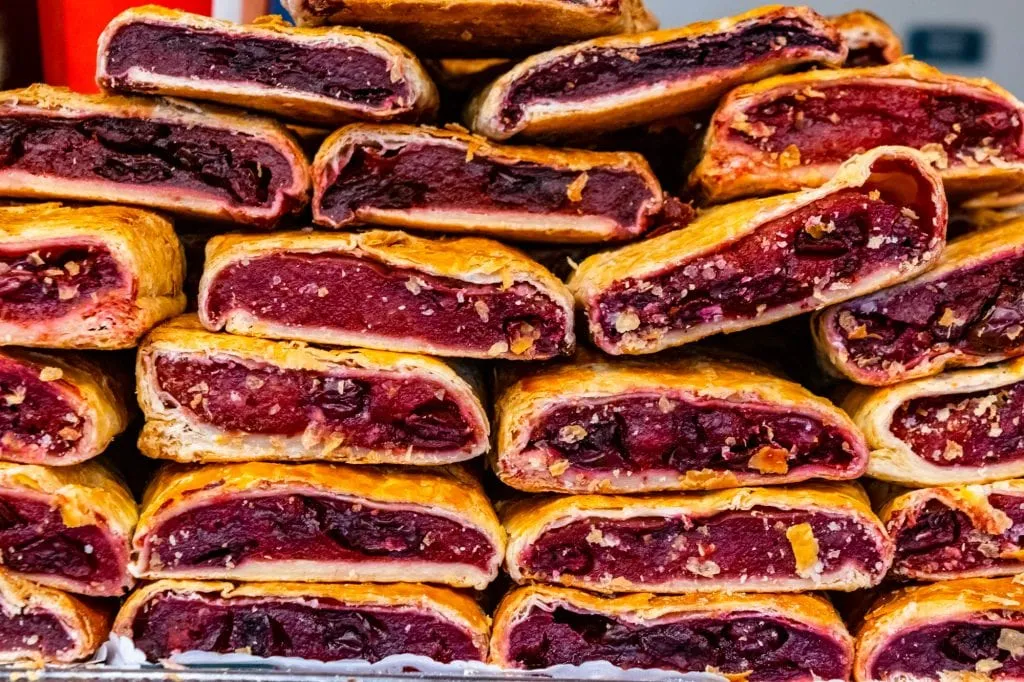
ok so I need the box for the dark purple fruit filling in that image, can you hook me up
[0,114,298,210]
[146,494,495,571]
[845,44,891,67]
[153,353,477,452]
[0,493,123,591]
[507,606,849,682]
[317,141,657,233]
[0,244,124,322]
[892,495,1024,575]
[0,359,84,459]
[871,620,1024,679]
[734,84,1023,165]
[0,608,73,659]
[203,252,570,358]
[528,395,857,475]
[104,23,410,111]
[132,594,481,662]
[521,507,885,585]
[500,18,840,126]
[891,381,1024,467]
[597,174,937,341]
[828,250,1024,375]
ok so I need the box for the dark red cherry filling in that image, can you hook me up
[520,507,887,586]
[145,494,495,572]
[153,352,479,452]
[0,608,74,659]
[0,243,124,322]
[0,358,86,460]
[202,252,571,359]
[596,168,939,341]
[0,114,300,214]
[871,619,1024,680]
[103,23,410,112]
[507,606,850,682]
[0,493,125,594]
[891,494,1024,577]
[316,140,658,236]
[500,18,841,126]
[828,250,1024,376]
[890,381,1024,468]
[528,394,857,476]
[132,593,482,662]
[734,83,1023,166]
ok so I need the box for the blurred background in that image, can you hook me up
[2,0,1019,93]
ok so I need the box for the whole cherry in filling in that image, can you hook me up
[872,621,1024,679]
[132,595,481,662]
[0,361,85,460]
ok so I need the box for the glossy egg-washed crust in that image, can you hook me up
[0,460,138,596]
[831,11,904,65]
[0,348,129,465]
[0,84,310,226]
[114,579,490,660]
[136,315,490,464]
[843,355,1024,486]
[570,147,947,355]
[312,123,663,243]
[0,569,111,664]
[814,218,1024,386]
[502,482,893,593]
[132,462,506,589]
[198,229,576,360]
[490,583,853,670]
[494,354,868,493]
[881,479,1024,580]
[467,5,846,140]
[282,0,658,56]
[691,60,1024,203]
[97,6,439,126]
[854,576,1024,682]
[0,203,185,349]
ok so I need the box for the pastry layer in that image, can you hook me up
[116,580,489,663]
[312,124,663,243]
[494,355,868,493]
[0,462,137,597]
[98,8,438,126]
[503,483,892,593]
[492,584,853,682]
[468,5,844,139]
[831,11,903,67]
[571,147,946,354]
[132,463,505,589]
[693,60,1024,203]
[816,218,1024,385]
[0,203,184,349]
[198,230,575,361]
[0,85,309,226]
[138,316,489,464]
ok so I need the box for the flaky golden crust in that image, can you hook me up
[494,354,868,493]
[97,7,438,126]
[503,482,892,593]
[692,60,1024,203]
[312,123,663,243]
[855,577,1024,682]
[0,569,111,664]
[0,461,137,596]
[115,579,490,660]
[491,584,852,671]
[844,356,1024,486]
[198,229,575,360]
[283,0,657,56]
[137,315,489,464]
[0,84,310,226]
[467,5,845,140]
[815,219,1024,385]
[0,203,185,349]
[571,147,946,355]
[133,462,506,589]
[0,348,129,465]
[831,11,904,65]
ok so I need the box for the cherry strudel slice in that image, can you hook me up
[831,11,903,67]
